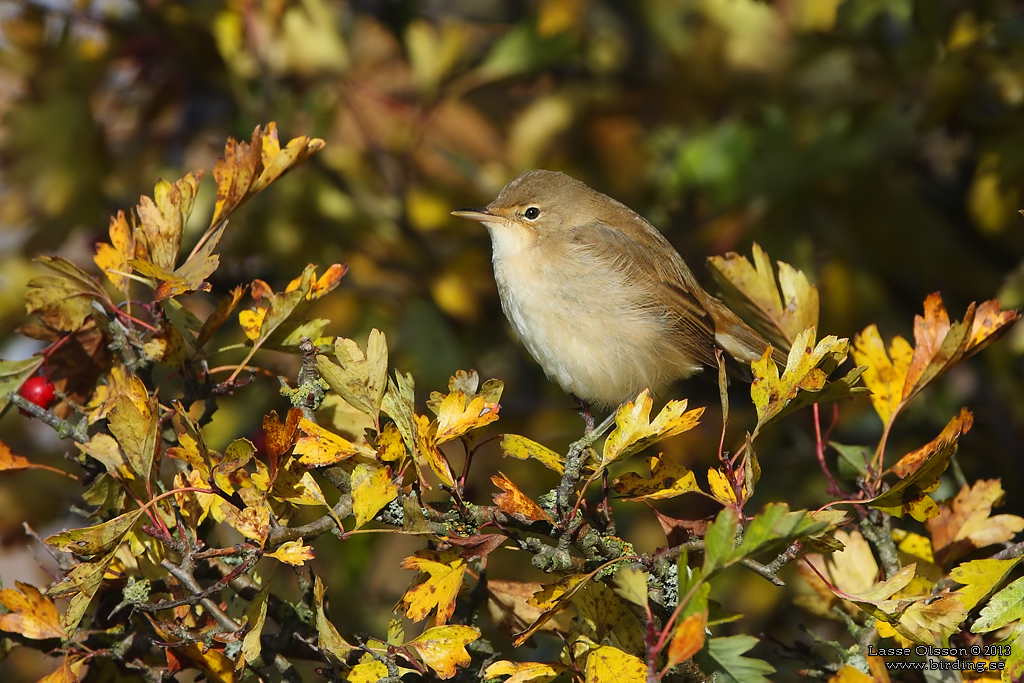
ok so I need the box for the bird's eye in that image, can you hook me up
[524,207,540,220]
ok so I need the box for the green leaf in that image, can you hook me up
[316,329,389,421]
[703,507,738,576]
[697,635,775,683]
[0,357,45,415]
[972,575,1024,633]
[44,508,146,557]
[731,503,825,562]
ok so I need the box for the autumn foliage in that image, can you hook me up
[0,118,1020,683]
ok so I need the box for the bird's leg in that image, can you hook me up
[577,397,596,434]
[555,409,618,521]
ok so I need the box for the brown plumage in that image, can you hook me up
[454,170,784,411]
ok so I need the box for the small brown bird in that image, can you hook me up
[453,170,781,412]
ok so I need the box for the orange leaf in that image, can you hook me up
[0,439,31,473]
[0,582,67,640]
[492,473,553,523]
[667,610,707,668]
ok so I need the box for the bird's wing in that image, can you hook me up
[565,217,723,369]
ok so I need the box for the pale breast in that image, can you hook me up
[488,225,700,409]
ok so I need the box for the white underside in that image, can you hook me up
[486,221,700,408]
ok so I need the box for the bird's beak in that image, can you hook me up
[451,208,495,222]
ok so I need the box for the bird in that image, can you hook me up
[452,169,783,416]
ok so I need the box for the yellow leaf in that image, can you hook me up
[897,593,968,644]
[435,390,500,443]
[500,434,564,475]
[36,655,86,683]
[0,582,67,640]
[294,418,374,466]
[351,463,400,528]
[851,325,913,427]
[483,660,566,683]
[106,372,158,480]
[706,468,736,504]
[951,557,1021,612]
[828,665,874,683]
[135,172,202,271]
[492,472,553,523]
[613,455,701,501]
[349,658,390,683]
[240,584,270,667]
[584,645,647,683]
[405,625,480,679]
[602,390,704,468]
[415,414,455,488]
[238,306,266,341]
[667,610,707,668]
[400,550,466,624]
[377,421,409,468]
[573,580,645,655]
[707,243,818,348]
[211,123,325,226]
[93,210,134,291]
[750,328,851,428]
[267,539,316,566]
[233,505,270,545]
[314,576,357,660]
[45,508,145,557]
[315,329,389,421]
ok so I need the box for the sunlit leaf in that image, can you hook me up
[492,472,553,523]
[351,463,399,528]
[266,539,316,566]
[750,328,858,430]
[0,582,67,640]
[707,243,818,348]
[612,454,701,501]
[405,625,480,679]
[400,549,467,625]
[500,434,564,474]
[483,660,566,683]
[602,390,703,468]
[584,645,646,682]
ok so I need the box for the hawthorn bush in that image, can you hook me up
[0,123,1021,683]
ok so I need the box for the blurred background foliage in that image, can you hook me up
[2,0,1024,679]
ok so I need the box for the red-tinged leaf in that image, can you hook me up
[889,408,973,479]
[445,534,507,561]
[261,408,303,476]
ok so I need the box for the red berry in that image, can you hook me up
[19,376,56,416]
